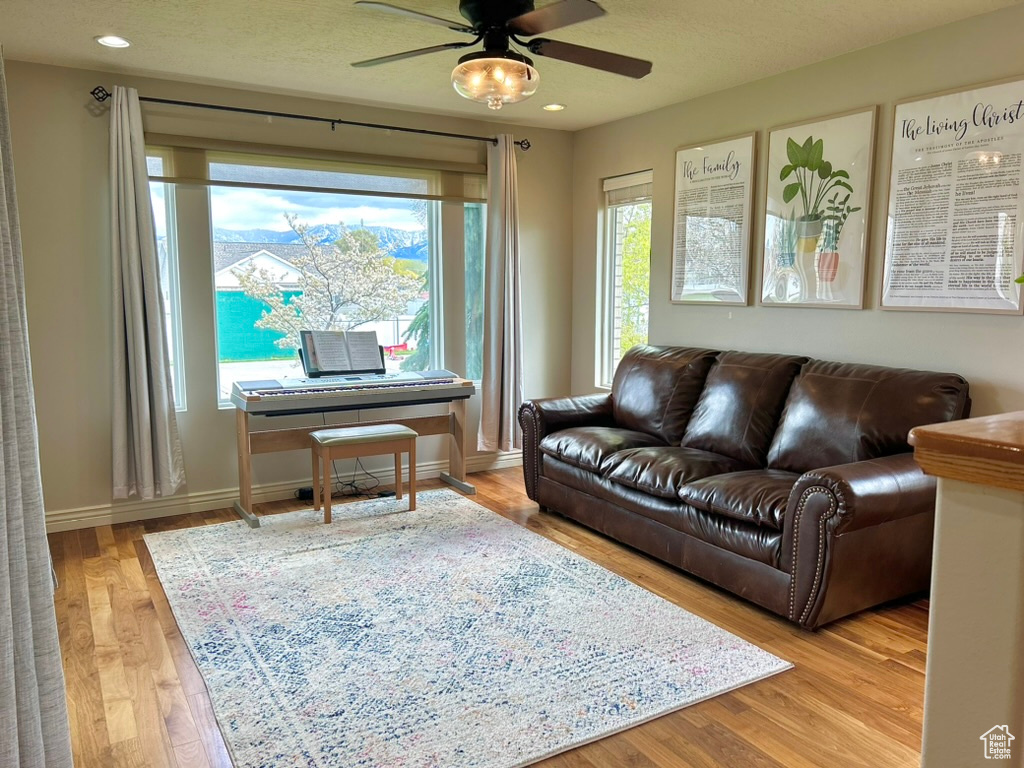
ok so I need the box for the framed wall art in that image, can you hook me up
[670,133,755,304]
[760,107,876,308]
[881,77,1024,314]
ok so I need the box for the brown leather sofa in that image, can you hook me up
[518,346,970,629]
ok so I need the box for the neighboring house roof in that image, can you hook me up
[215,248,303,289]
[213,242,309,272]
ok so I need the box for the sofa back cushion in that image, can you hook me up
[766,360,970,473]
[611,345,720,444]
[682,351,808,466]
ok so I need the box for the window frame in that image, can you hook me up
[462,201,487,382]
[598,171,653,389]
[147,144,485,409]
[147,149,187,411]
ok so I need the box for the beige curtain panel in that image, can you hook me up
[0,51,74,768]
[478,134,524,453]
[110,86,186,499]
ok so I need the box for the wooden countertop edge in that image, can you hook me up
[910,411,1024,491]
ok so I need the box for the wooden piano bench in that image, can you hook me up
[311,424,418,523]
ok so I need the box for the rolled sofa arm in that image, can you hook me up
[783,453,937,628]
[793,452,936,535]
[518,394,614,501]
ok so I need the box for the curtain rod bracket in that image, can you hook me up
[89,85,531,151]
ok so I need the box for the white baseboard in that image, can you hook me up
[45,452,522,533]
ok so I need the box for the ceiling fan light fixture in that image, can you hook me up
[452,51,539,110]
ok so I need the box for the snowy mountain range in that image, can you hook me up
[212,224,428,262]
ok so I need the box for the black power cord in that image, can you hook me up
[295,412,389,502]
[336,457,381,498]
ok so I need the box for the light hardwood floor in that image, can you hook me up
[50,467,929,767]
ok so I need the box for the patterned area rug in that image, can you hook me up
[145,489,790,767]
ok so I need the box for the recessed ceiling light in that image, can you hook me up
[542,103,566,112]
[95,35,131,48]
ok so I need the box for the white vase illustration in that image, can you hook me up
[795,217,822,302]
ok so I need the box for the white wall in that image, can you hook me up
[571,4,1024,416]
[5,61,573,525]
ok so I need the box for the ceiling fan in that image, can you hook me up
[351,0,653,110]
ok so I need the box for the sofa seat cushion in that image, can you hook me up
[540,456,783,568]
[601,446,753,500]
[677,470,800,531]
[539,427,665,473]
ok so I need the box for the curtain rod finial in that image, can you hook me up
[91,86,112,103]
[517,138,531,151]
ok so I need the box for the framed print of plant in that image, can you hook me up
[760,107,876,308]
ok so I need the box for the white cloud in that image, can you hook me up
[209,188,426,232]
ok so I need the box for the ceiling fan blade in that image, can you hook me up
[351,41,473,68]
[354,1,476,34]
[527,38,652,78]
[508,0,606,36]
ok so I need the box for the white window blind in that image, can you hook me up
[603,170,653,205]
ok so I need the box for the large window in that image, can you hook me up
[599,171,652,387]
[149,147,485,405]
[207,154,440,399]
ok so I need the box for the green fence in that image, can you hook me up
[216,290,300,361]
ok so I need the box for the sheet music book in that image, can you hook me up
[300,330,384,375]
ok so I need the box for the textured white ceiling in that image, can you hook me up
[2,0,1016,130]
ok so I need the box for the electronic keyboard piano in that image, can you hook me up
[231,370,475,416]
[231,369,477,528]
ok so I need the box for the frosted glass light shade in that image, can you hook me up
[452,54,540,110]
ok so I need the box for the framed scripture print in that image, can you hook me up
[881,77,1024,314]
[760,107,876,308]
[670,133,755,304]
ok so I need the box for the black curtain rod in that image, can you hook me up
[89,86,530,150]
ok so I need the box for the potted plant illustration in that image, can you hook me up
[778,209,798,269]
[816,191,861,301]
[780,136,853,299]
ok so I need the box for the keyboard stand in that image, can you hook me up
[233,394,474,528]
